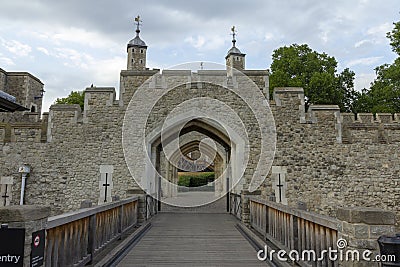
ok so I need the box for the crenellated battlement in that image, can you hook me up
[2,82,399,147]
[120,69,270,104]
[84,87,116,109]
[0,120,47,143]
[340,112,400,144]
[341,112,399,124]
[0,23,398,224]
[271,87,400,144]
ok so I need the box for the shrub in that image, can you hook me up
[178,172,214,187]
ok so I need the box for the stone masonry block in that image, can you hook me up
[369,225,396,238]
[348,237,378,250]
[0,205,50,222]
[337,207,396,225]
[354,224,369,239]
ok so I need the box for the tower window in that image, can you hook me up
[140,49,144,54]
[132,48,135,53]
[140,59,143,64]
[30,103,37,113]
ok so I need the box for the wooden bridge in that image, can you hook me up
[115,213,264,266]
[42,192,346,267]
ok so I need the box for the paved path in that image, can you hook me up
[117,213,266,267]
[160,192,227,213]
[161,191,222,208]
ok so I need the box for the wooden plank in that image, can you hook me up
[45,229,54,266]
[320,225,327,267]
[118,205,123,236]
[301,218,306,253]
[47,197,139,229]
[289,214,294,250]
[45,198,141,267]
[247,196,339,230]
[87,214,96,263]
[59,226,67,267]
[117,213,265,267]
[315,224,321,267]
[310,222,315,267]
[305,220,310,262]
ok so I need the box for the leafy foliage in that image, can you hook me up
[353,21,400,114]
[178,172,215,187]
[269,44,358,112]
[387,21,400,56]
[55,91,85,110]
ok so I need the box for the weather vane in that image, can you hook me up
[134,15,142,33]
[135,15,142,26]
[231,26,237,46]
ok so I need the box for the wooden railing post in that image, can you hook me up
[265,204,269,240]
[248,196,341,266]
[291,215,299,251]
[87,214,96,264]
[118,204,123,239]
[45,196,140,266]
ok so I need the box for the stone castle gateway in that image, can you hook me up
[0,21,399,228]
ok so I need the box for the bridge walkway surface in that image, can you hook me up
[115,193,267,267]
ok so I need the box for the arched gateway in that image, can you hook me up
[122,22,276,209]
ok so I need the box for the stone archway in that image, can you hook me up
[161,134,226,198]
[147,118,243,208]
[122,68,276,209]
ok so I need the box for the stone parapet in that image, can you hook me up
[337,207,396,267]
[0,205,50,266]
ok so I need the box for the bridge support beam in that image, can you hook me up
[0,205,50,266]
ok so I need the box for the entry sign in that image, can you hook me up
[0,227,25,267]
[30,230,45,267]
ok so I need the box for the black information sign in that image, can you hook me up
[0,227,25,267]
[30,229,45,267]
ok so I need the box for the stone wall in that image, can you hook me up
[1,88,138,214]
[0,69,399,226]
[0,68,6,90]
[263,88,400,225]
[0,69,44,123]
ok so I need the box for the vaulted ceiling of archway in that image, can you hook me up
[144,81,263,184]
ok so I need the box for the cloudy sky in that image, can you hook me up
[0,0,398,112]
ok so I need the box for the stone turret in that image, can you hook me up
[127,16,147,70]
[226,26,246,76]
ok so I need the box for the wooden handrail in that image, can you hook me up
[248,196,339,267]
[47,196,139,229]
[45,196,140,267]
[247,196,339,230]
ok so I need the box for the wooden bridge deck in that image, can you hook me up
[116,212,266,267]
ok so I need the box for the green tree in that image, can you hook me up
[55,91,85,110]
[353,20,400,113]
[387,21,400,55]
[336,68,359,113]
[269,44,358,112]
